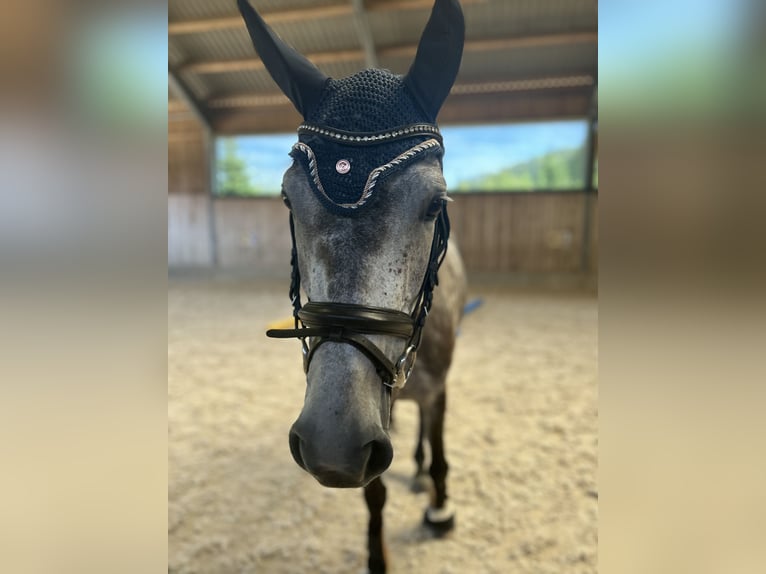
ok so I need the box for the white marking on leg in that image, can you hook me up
[425,500,455,523]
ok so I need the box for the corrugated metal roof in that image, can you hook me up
[456,43,598,83]
[249,0,344,12]
[169,0,598,130]
[367,10,432,48]
[274,16,362,54]
[170,0,346,22]
[467,0,596,38]
[177,69,212,101]
[172,29,254,63]
[169,0,236,22]
[168,41,186,68]
[202,69,280,97]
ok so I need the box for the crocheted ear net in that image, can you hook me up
[291,69,443,212]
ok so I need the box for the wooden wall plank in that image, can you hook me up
[168,194,213,266]
[212,198,292,278]
[448,192,589,274]
[168,114,215,267]
[169,116,209,195]
[588,194,598,272]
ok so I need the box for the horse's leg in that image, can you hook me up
[423,389,455,534]
[363,476,388,574]
[411,403,430,492]
[414,403,425,474]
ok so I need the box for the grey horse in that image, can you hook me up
[238,1,467,571]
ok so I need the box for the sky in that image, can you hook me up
[440,121,588,189]
[218,120,589,194]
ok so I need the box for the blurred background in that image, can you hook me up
[0,0,764,572]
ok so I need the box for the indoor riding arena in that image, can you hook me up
[169,1,597,573]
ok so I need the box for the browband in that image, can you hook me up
[291,138,442,210]
[298,122,443,145]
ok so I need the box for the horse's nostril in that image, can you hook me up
[288,429,305,469]
[289,419,392,486]
[365,436,394,480]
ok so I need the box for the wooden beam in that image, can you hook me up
[367,0,488,12]
[210,106,303,134]
[583,84,598,190]
[168,100,188,113]
[183,50,364,75]
[437,89,592,125]
[169,17,242,36]
[169,4,354,35]
[381,32,597,58]
[168,70,211,131]
[168,0,488,35]
[206,76,595,109]
[208,93,290,109]
[450,75,594,96]
[466,31,597,52]
[352,0,379,68]
[580,84,598,272]
[209,88,592,134]
[182,32,597,75]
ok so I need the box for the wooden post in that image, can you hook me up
[580,86,598,273]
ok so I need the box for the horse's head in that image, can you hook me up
[239,0,464,488]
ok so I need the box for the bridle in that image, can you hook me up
[267,204,450,388]
[266,122,451,425]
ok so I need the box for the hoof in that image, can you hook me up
[423,502,456,536]
[410,472,429,493]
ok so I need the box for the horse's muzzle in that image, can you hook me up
[289,423,393,488]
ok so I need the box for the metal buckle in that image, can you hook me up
[393,345,417,389]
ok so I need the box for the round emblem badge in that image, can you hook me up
[335,159,351,174]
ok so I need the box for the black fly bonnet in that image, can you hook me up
[239,0,464,418]
[293,69,444,215]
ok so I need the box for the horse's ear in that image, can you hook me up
[404,0,465,122]
[237,0,329,117]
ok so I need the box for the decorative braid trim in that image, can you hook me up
[298,123,442,145]
[292,138,442,210]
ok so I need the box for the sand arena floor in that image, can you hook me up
[169,279,598,574]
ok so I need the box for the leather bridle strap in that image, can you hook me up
[266,194,451,393]
[299,302,415,338]
[267,302,415,386]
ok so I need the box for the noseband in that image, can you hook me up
[267,206,449,389]
[266,123,451,424]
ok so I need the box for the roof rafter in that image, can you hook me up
[206,75,596,109]
[168,0,489,36]
[352,0,379,68]
[169,4,353,35]
[184,49,364,75]
[168,69,211,130]
[181,32,597,75]
[209,88,592,134]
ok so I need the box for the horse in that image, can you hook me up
[238,1,467,572]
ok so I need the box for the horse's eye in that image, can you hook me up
[424,196,446,220]
[281,192,292,209]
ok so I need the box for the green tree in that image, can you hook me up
[217,139,257,196]
[455,146,587,192]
